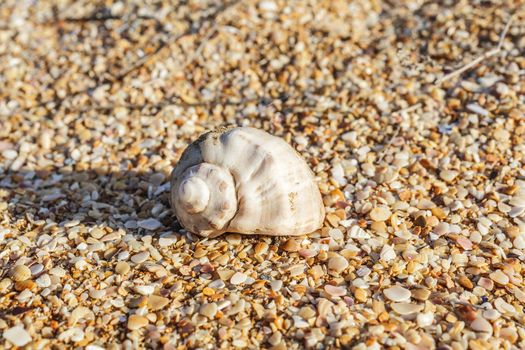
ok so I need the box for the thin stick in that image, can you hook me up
[435,14,514,85]
[377,126,400,163]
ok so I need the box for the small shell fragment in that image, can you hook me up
[230,272,247,285]
[10,265,32,282]
[127,315,149,330]
[384,285,411,302]
[391,302,423,315]
[324,285,346,297]
[3,326,32,347]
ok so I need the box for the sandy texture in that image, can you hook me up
[1,0,525,349]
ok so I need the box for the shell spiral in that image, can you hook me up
[170,126,325,237]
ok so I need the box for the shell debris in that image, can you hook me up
[0,1,524,349]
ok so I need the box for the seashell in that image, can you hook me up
[170,126,325,237]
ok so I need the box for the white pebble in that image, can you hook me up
[36,274,51,288]
[131,251,150,264]
[513,235,525,249]
[230,272,247,285]
[30,264,44,275]
[380,245,396,262]
[2,149,18,160]
[137,218,162,231]
[466,103,489,117]
[3,326,32,347]
[134,285,155,296]
[471,317,493,333]
[384,285,411,302]
[328,255,349,273]
[270,280,283,292]
[417,312,434,327]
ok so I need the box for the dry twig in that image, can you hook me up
[435,14,514,85]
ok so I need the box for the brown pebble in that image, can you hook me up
[282,238,299,252]
[127,315,149,330]
[15,280,36,291]
[411,288,431,301]
[10,265,32,282]
[458,275,474,290]
[414,215,427,227]
[115,262,130,275]
[148,295,170,310]
[354,288,368,303]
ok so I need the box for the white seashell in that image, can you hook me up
[170,127,325,237]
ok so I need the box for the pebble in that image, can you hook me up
[115,261,130,275]
[230,272,247,285]
[131,251,150,264]
[483,309,501,321]
[254,242,269,255]
[439,170,458,183]
[127,315,149,330]
[500,327,518,343]
[466,103,489,117]
[134,285,155,295]
[434,222,449,235]
[71,306,91,325]
[90,228,105,239]
[513,236,525,249]
[282,238,299,252]
[199,303,218,319]
[327,255,349,273]
[36,274,51,288]
[147,295,169,310]
[490,270,509,285]
[494,298,515,314]
[478,277,494,290]
[137,218,162,231]
[3,326,32,347]
[384,285,411,302]
[223,233,241,245]
[411,288,431,301]
[328,228,344,241]
[417,312,434,327]
[471,317,493,333]
[456,236,473,250]
[10,265,32,282]
[391,303,423,315]
[458,275,473,289]
[0,278,13,293]
[380,245,396,262]
[354,288,367,303]
[89,289,106,299]
[2,149,18,160]
[49,267,66,277]
[309,265,325,280]
[30,264,44,275]
[208,280,226,289]
[259,0,278,12]
[158,236,177,247]
[270,280,283,292]
[370,207,392,222]
[324,285,346,297]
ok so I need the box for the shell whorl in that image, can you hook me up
[173,163,237,236]
[178,177,209,214]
